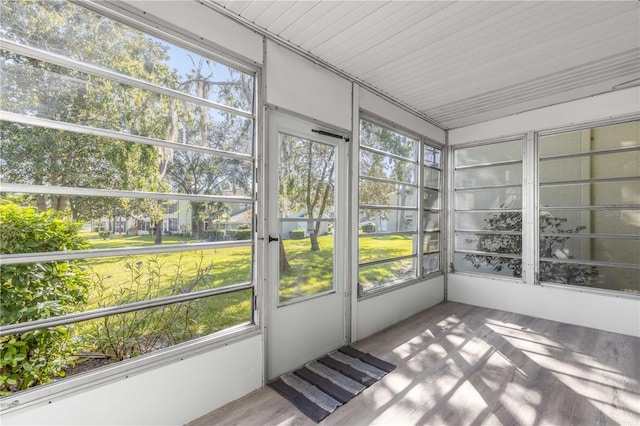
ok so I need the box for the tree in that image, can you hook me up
[359,120,417,230]
[279,136,335,251]
[464,211,599,283]
[164,57,253,238]
[0,0,172,218]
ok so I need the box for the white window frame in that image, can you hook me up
[535,117,640,297]
[357,114,444,299]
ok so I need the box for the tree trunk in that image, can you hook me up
[52,195,69,212]
[309,231,320,251]
[155,219,163,244]
[279,237,290,272]
[36,194,47,211]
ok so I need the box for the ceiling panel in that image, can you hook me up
[210,0,640,129]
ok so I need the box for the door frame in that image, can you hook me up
[264,110,350,380]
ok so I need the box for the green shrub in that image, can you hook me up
[289,229,305,240]
[86,254,210,361]
[0,201,89,394]
[204,229,226,241]
[98,230,111,240]
[361,222,376,233]
[236,228,252,240]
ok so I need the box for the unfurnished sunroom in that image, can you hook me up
[0,1,638,425]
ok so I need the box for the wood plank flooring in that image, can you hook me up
[188,302,640,426]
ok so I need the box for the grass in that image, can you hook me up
[80,230,195,248]
[70,231,413,361]
[70,232,254,360]
[359,234,417,291]
[80,232,416,306]
[279,236,334,302]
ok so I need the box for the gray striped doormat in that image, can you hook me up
[269,346,395,422]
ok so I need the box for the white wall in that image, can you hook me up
[360,88,445,144]
[355,276,445,341]
[266,40,352,131]
[1,335,263,425]
[448,89,640,337]
[449,274,640,337]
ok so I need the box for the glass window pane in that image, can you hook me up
[359,180,417,208]
[540,151,640,183]
[0,197,251,248]
[424,145,441,168]
[541,236,640,265]
[423,232,440,253]
[0,1,254,112]
[455,211,522,232]
[0,62,254,154]
[454,252,522,278]
[455,233,522,255]
[278,134,336,303]
[0,127,254,195]
[455,163,522,188]
[360,209,417,233]
[359,235,416,264]
[540,182,640,207]
[358,118,434,294]
[424,167,441,189]
[423,212,440,231]
[540,210,639,236]
[359,258,417,293]
[279,135,335,220]
[279,228,334,303]
[455,139,522,167]
[455,188,522,210]
[540,121,640,158]
[360,150,417,184]
[0,247,251,325]
[1,290,252,386]
[540,262,639,294]
[360,120,418,159]
[538,120,639,295]
[424,188,441,209]
[423,253,440,275]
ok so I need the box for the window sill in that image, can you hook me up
[0,323,260,413]
[358,272,443,301]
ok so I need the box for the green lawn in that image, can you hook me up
[71,231,413,359]
[73,232,253,359]
[278,234,414,301]
[279,236,334,302]
[358,235,416,291]
[80,231,414,307]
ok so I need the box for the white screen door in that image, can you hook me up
[266,112,347,380]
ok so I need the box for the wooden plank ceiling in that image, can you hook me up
[209,1,640,129]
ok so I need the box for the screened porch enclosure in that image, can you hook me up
[0,1,638,425]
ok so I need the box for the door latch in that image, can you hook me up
[268,235,279,243]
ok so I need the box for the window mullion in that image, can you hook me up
[524,131,537,285]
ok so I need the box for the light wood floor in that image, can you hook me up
[188,302,640,426]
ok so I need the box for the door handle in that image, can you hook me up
[269,235,279,243]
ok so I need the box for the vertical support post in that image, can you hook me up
[523,131,537,285]
[348,83,360,343]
